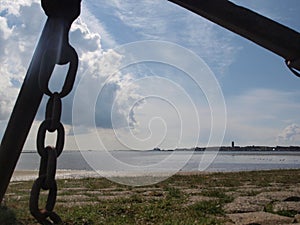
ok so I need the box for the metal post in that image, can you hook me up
[168,0,300,71]
[0,0,81,204]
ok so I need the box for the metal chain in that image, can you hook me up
[29,34,78,224]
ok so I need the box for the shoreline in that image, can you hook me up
[11,170,100,181]
[11,168,300,182]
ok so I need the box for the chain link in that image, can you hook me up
[29,31,78,225]
[45,93,62,132]
[37,121,65,158]
[38,47,78,98]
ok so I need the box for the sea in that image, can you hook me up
[16,150,300,173]
[13,150,300,185]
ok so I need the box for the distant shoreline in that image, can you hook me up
[22,146,300,153]
[154,146,300,152]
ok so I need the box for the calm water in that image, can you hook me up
[16,150,300,173]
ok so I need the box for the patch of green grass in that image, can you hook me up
[277,210,298,218]
[0,206,18,225]
[243,190,261,196]
[165,186,182,199]
[201,189,233,203]
[4,169,300,224]
[128,194,143,203]
[264,201,298,218]
[148,190,164,197]
[189,200,225,216]
[264,202,274,213]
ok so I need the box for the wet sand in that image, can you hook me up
[11,170,100,181]
[11,169,212,182]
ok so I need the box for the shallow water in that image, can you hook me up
[16,150,300,173]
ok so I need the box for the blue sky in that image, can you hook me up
[1,0,300,150]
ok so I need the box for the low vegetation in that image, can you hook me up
[3,169,300,224]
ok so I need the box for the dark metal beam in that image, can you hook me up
[0,0,81,204]
[168,0,300,71]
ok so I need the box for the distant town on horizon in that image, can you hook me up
[22,144,300,153]
[154,144,300,152]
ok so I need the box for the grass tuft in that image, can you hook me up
[201,189,233,203]
[0,206,17,225]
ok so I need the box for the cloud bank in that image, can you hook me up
[1,0,300,150]
[226,89,300,146]
[83,0,238,75]
[0,1,43,120]
[277,124,300,144]
[0,0,141,131]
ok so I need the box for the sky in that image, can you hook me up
[0,0,300,151]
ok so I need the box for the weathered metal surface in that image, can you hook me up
[168,0,300,71]
[0,0,81,204]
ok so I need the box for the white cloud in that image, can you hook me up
[2,0,298,151]
[0,17,12,40]
[0,0,141,129]
[70,34,142,130]
[0,1,143,150]
[80,1,118,48]
[0,0,39,16]
[225,89,300,146]
[0,1,44,120]
[70,19,102,54]
[277,124,300,145]
[84,0,238,75]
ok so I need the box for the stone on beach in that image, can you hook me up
[227,212,294,225]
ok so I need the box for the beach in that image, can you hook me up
[11,170,101,182]
[2,169,300,224]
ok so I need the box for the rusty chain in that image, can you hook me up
[29,1,80,224]
[29,44,78,225]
